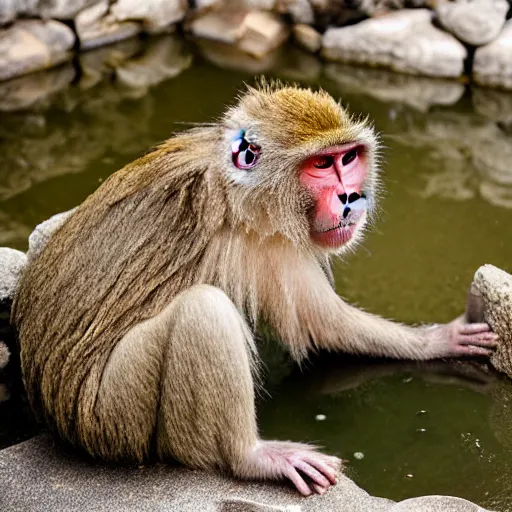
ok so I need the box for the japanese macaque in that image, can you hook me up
[12,82,498,497]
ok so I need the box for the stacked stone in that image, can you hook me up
[0,0,511,88]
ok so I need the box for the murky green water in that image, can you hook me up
[1,35,512,510]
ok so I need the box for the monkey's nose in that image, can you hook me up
[343,207,351,219]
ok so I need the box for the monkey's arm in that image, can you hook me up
[294,269,498,361]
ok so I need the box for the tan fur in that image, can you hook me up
[12,83,466,492]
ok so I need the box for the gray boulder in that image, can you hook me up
[469,265,512,378]
[436,0,508,47]
[321,10,467,78]
[474,20,512,90]
[0,434,491,511]
[27,210,75,261]
[0,247,26,303]
[75,0,141,51]
[110,0,187,34]
[0,20,75,82]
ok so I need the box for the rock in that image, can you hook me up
[0,248,26,303]
[0,0,39,26]
[292,24,321,53]
[474,19,512,90]
[116,36,192,91]
[0,20,75,82]
[436,0,508,47]
[283,0,315,24]
[189,9,289,58]
[390,496,488,511]
[0,434,491,512]
[237,11,290,59]
[27,210,75,261]
[0,0,16,25]
[110,0,186,34]
[325,63,464,112]
[36,0,96,19]
[75,1,142,51]
[468,265,512,379]
[322,9,467,78]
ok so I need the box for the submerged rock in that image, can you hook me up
[292,23,322,53]
[321,10,467,78]
[0,434,492,511]
[188,9,290,59]
[436,0,508,47]
[0,20,75,82]
[474,20,512,91]
[469,265,512,379]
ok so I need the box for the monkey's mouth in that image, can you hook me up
[311,196,367,248]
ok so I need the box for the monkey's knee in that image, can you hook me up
[157,284,259,469]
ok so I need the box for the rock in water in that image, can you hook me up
[469,265,512,378]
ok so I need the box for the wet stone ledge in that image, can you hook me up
[0,434,492,512]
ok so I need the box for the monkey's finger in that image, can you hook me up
[312,483,329,495]
[458,345,494,357]
[459,332,499,347]
[459,323,491,334]
[284,467,313,497]
[302,455,338,484]
[294,460,331,489]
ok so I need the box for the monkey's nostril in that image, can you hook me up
[338,193,348,204]
[343,207,351,218]
[348,192,360,203]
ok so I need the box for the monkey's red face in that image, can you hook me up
[300,143,368,249]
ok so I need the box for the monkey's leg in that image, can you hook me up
[96,285,340,496]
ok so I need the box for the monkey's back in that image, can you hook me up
[12,131,227,451]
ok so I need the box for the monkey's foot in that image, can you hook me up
[242,441,341,497]
[427,320,499,358]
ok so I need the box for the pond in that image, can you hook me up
[1,34,512,510]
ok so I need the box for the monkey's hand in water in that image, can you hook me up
[425,318,499,358]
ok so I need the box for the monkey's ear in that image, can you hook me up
[231,130,260,170]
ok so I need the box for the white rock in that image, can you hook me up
[37,0,95,19]
[285,0,315,24]
[189,9,289,58]
[111,0,186,34]
[0,0,17,25]
[292,23,321,53]
[237,10,290,58]
[322,9,467,78]
[75,1,141,51]
[436,0,508,47]
[474,20,512,90]
[28,210,76,261]
[0,247,27,302]
[0,20,75,82]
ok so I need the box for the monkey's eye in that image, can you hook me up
[342,148,359,166]
[232,135,260,170]
[313,156,334,169]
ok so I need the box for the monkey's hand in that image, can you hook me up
[424,318,499,358]
[243,441,341,496]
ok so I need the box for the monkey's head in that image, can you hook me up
[221,82,380,254]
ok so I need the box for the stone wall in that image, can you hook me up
[0,0,511,89]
